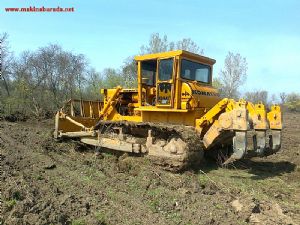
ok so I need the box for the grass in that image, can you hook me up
[127,178,140,192]
[198,173,210,186]
[214,203,223,209]
[12,191,23,200]
[102,152,115,158]
[71,219,85,225]
[106,187,121,202]
[165,212,183,224]
[95,211,108,224]
[81,175,93,183]
[148,199,160,212]
[147,187,165,212]
[147,187,165,197]
[197,166,299,206]
[5,199,17,210]
[35,174,44,180]
[4,191,24,211]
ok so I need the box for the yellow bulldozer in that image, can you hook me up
[54,50,282,170]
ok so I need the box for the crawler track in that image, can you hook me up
[94,121,205,171]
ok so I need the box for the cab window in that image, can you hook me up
[141,60,156,86]
[158,58,173,81]
[181,59,211,83]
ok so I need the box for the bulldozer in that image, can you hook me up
[54,50,282,170]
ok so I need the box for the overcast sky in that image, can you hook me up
[1,0,300,94]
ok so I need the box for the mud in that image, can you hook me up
[1,111,28,122]
[1,112,300,224]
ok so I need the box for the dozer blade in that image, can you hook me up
[223,131,247,165]
[269,130,282,152]
[253,130,266,156]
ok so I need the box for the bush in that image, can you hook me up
[285,93,300,112]
[285,100,300,112]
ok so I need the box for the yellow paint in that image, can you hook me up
[267,105,282,129]
[247,102,268,130]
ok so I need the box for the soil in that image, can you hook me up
[1,112,300,225]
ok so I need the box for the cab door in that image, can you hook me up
[156,57,175,107]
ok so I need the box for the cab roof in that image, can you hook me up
[134,50,216,65]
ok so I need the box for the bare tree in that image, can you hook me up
[218,52,247,99]
[279,92,287,104]
[175,38,204,55]
[244,90,268,105]
[140,33,170,54]
[0,32,14,97]
[102,68,124,88]
[11,44,89,116]
[212,77,223,90]
[84,68,103,99]
[121,56,137,88]
[140,33,203,55]
[270,94,279,105]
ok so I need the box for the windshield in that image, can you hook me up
[180,59,211,83]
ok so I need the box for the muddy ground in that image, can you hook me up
[1,112,300,225]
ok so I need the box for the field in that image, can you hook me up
[1,112,300,225]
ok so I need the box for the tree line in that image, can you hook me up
[0,32,299,118]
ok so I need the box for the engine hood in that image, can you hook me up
[181,82,221,109]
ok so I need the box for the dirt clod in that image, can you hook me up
[231,199,243,212]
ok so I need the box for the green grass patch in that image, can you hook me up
[71,219,85,225]
[95,211,108,224]
[165,212,182,223]
[148,199,160,212]
[5,199,17,210]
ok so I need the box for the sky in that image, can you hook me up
[1,0,300,95]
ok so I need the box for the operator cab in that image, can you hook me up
[135,50,217,109]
